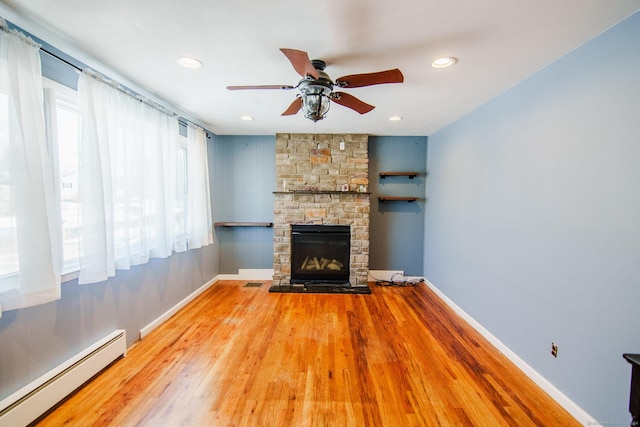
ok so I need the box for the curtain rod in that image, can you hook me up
[3,16,209,136]
[40,46,82,72]
[39,46,206,136]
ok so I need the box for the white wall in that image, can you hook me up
[424,11,640,423]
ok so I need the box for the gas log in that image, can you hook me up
[300,256,344,271]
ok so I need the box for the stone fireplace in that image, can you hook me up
[273,133,370,286]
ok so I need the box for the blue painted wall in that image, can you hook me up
[424,11,640,423]
[211,135,276,272]
[369,136,427,275]
[212,135,428,275]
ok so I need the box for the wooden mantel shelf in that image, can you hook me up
[214,222,274,228]
[273,191,370,195]
[379,171,420,179]
[378,196,419,203]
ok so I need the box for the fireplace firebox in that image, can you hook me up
[291,224,350,285]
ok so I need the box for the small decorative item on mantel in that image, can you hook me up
[341,183,349,192]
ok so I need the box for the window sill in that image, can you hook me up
[62,270,80,283]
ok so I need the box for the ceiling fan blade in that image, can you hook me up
[336,69,404,88]
[331,92,375,114]
[281,97,303,116]
[280,48,319,79]
[227,85,295,90]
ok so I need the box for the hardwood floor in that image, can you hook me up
[37,281,579,426]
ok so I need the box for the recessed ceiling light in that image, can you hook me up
[177,56,203,69]
[240,115,254,121]
[431,56,457,69]
[389,116,403,121]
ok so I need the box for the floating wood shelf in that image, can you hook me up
[214,222,273,228]
[378,197,419,203]
[379,171,420,179]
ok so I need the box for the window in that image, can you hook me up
[0,29,61,310]
[44,79,81,274]
[0,91,17,279]
[76,72,211,284]
[0,80,81,279]
[175,136,188,243]
[1,72,212,289]
[0,29,211,312]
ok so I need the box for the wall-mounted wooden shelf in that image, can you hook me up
[378,172,422,202]
[379,171,420,179]
[378,197,419,203]
[214,222,274,228]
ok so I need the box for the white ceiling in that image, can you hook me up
[2,0,640,136]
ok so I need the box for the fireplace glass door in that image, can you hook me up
[290,225,350,284]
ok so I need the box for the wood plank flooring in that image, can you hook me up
[37,281,579,426]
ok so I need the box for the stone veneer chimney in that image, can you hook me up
[273,133,370,286]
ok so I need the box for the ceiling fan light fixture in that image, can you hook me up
[389,116,403,121]
[240,115,254,121]
[177,56,203,68]
[431,56,457,69]
[300,83,332,122]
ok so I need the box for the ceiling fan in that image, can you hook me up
[227,48,404,122]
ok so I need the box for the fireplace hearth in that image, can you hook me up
[291,224,350,285]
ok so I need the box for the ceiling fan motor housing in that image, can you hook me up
[310,59,327,71]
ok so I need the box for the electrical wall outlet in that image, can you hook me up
[551,342,558,358]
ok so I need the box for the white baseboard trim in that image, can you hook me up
[139,277,217,339]
[368,270,405,282]
[423,278,594,425]
[215,269,274,281]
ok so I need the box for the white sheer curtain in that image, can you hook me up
[0,28,61,315]
[77,72,212,285]
[186,125,212,249]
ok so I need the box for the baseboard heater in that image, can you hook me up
[0,329,127,427]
